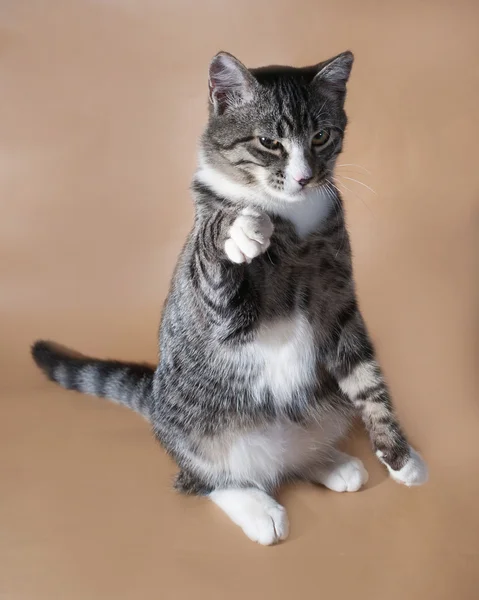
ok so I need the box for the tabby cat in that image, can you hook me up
[32,50,428,545]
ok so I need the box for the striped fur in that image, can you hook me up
[32,341,153,418]
[31,51,427,545]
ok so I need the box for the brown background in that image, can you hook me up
[1,1,478,598]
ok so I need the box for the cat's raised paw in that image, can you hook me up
[224,209,274,264]
[378,447,428,487]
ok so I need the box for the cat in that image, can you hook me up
[32,50,428,545]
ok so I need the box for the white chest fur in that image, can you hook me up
[247,312,316,405]
[271,189,333,237]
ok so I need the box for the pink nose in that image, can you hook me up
[293,174,313,187]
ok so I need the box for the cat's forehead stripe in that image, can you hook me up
[266,79,314,136]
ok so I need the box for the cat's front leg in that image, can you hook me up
[339,361,428,486]
[326,309,428,486]
[189,206,272,343]
[210,487,289,545]
[224,208,274,264]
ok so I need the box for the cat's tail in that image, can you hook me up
[31,340,155,419]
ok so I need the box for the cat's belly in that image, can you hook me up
[195,414,350,487]
[188,313,350,487]
[246,311,317,404]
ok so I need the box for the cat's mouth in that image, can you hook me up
[290,177,330,196]
[261,170,332,202]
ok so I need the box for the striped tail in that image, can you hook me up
[31,340,155,418]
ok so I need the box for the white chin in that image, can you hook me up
[264,186,303,202]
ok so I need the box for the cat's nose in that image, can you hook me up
[294,175,313,187]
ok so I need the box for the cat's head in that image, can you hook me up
[199,51,353,205]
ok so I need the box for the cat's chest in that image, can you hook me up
[272,188,333,238]
[244,312,316,403]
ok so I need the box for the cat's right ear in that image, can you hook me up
[208,52,257,115]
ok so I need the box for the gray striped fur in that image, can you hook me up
[32,51,427,543]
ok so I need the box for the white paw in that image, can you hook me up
[210,488,289,545]
[224,208,273,264]
[314,453,369,492]
[377,447,428,487]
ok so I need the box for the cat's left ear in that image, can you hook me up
[208,52,257,115]
[312,51,354,95]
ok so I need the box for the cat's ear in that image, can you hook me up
[312,51,354,94]
[208,52,257,115]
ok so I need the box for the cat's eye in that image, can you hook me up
[259,137,283,151]
[312,130,331,147]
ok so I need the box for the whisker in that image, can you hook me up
[337,163,372,175]
[335,168,372,178]
[338,175,378,196]
[316,100,328,122]
[321,122,345,133]
[331,179,376,218]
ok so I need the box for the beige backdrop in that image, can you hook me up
[1,1,479,599]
